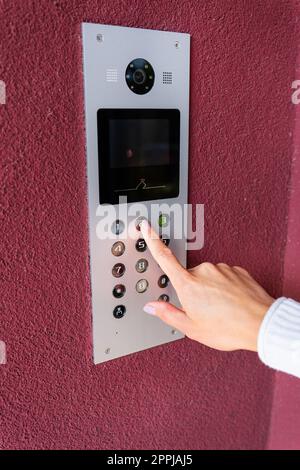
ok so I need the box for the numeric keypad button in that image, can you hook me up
[135,238,147,252]
[160,235,170,247]
[112,263,125,278]
[136,279,149,293]
[113,284,126,298]
[135,258,148,273]
[158,294,169,302]
[111,241,125,257]
[111,219,125,235]
[158,274,169,288]
[113,305,126,319]
[158,213,169,228]
[135,216,147,231]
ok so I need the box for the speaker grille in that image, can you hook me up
[162,72,173,84]
[106,68,118,82]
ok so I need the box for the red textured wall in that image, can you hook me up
[0,0,298,449]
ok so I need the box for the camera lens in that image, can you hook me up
[125,58,155,95]
[133,69,146,85]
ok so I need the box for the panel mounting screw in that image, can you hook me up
[96,33,104,43]
[174,41,180,49]
[171,329,177,335]
[105,348,110,354]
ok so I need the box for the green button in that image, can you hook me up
[158,214,169,228]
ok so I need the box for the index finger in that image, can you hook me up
[140,219,189,289]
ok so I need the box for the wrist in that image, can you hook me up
[244,299,275,352]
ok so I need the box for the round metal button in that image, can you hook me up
[113,305,126,319]
[160,235,170,247]
[112,263,125,278]
[158,294,170,302]
[135,258,148,273]
[111,241,125,257]
[135,238,147,252]
[136,279,149,293]
[113,284,126,298]
[111,219,125,235]
[158,274,169,288]
[158,213,169,228]
[135,216,147,231]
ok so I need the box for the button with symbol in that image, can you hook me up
[112,263,125,278]
[160,235,170,247]
[113,305,126,319]
[135,216,147,231]
[135,238,147,252]
[111,219,125,235]
[113,284,126,299]
[158,294,169,302]
[158,213,169,228]
[111,241,125,257]
[135,258,148,273]
[158,274,169,288]
[136,279,149,293]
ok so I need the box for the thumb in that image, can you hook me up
[143,301,191,335]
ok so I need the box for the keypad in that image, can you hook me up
[111,241,125,257]
[135,238,147,252]
[112,263,125,278]
[113,284,126,298]
[113,305,126,319]
[110,221,172,318]
[158,274,169,288]
[135,258,148,273]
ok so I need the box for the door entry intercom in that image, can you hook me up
[82,23,190,363]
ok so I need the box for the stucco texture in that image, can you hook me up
[0,0,298,449]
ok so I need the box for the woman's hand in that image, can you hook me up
[140,220,274,352]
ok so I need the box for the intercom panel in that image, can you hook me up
[82,23,190,363]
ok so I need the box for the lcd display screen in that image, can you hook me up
[97,109,180,204]
[108,119,170,168]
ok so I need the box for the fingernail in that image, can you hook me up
[143,304,156,315]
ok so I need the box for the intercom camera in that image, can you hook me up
[82,23,190,364]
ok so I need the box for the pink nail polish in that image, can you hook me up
[143,305,156,315]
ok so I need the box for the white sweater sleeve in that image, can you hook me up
[258,297,300,378]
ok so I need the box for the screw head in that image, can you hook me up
[105,348,110,354]
[171,329,177,335]
[175,41,180,49]
[96,33,104,43]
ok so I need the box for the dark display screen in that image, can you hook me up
[97,109,180,204]
[108,119,170,168]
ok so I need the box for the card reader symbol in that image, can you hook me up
[114,178,166,193]
[136,178,146,190]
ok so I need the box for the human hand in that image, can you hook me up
[140,220,274,352]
